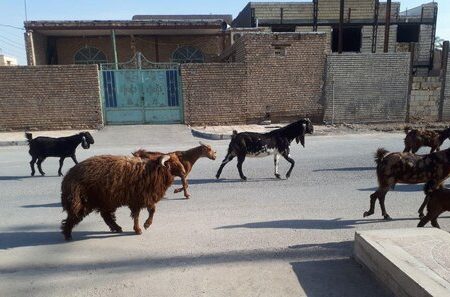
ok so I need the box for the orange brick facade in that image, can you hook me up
[0,65,102,131]
[181,33,327,125]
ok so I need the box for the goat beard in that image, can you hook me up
[296,135,305,147]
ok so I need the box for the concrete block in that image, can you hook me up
[354,228,450,297]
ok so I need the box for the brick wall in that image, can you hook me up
[443,52,450,120]
[323,53,410,123]
[181,63,247,125]
[182,33,327,125]
[409,76,441,122]
[361,25,398,53]
[32,34,228,65]
[0,65,102,131]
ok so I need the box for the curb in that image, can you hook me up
[191,128,233,140]
[0,140,27,147]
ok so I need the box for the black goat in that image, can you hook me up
[26,132,95,176]
[216,119,314,180]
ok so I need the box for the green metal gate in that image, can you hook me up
[100,53,184,124]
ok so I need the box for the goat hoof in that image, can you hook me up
[241,177,247,181]
[215,174,220,180]
[134,228,142,235]
[383,215,392,221]
[144,222,151,230]
[112,227,123,233]
[363,211,373,218]
[275,174,281,179]
[31,172,35,177]
[58,173,63,177]
[285,174,291,179]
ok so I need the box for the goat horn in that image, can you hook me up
[160,155,170,167]
[199,141,207,146]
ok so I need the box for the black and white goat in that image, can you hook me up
[215,119,314,180]
[26,132,95,176]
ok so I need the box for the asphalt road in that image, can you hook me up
[1,125,447,297]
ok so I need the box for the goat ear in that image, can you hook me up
[160,155,171,167]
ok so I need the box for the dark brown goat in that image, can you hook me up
[417,187,450,228]
[132,142,216,198]
[403,126,450,153]
[364,148,450,220]
[60,154,185,240]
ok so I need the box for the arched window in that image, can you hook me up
[74,47,107,64]
[171,46,204,63]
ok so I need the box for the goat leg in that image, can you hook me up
[36,157,46,176]
[363,192,379,217]
[30,156,37,176]
[58,157,65,176]
[101,211,122,233]
[71,154,78,164]
[378,195,391,220]
[216,153,234,179]
[274,154,281,179]
[144,206,156,229]
[130,208,142,235]
[236,155,247,181]
[180,175,190,199]
[282,152,295,179]
[418,194,430,219]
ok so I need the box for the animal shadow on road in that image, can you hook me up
[216,217,421,230]
[0,175,41,181]
[359,184,424,192]
[173,177,279,186]
[313,166,375,172]
[0,230,134,250]
[21,203,61,208]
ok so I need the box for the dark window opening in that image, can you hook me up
[332,26,362,52]
[271,25,296,32]
[397,24,420,43]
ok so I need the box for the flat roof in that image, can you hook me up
[132,14,232,23]
[24,19,227,36]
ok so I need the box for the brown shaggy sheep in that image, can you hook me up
[132,142,216,198]
[364,148,450,220]
[60,154,185,240]
[403,126,450,154]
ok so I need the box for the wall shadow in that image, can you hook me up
[291,258,393,297]
[216,217,420,230]
[1,240,352,275]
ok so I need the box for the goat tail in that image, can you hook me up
[25,132,33,143]
[374,148,389,165]
[61,184,85,216]
[404,126,412,134]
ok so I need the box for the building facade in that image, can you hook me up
[233,1,438,69]
[0,54,18,66]
[24,15,231,66]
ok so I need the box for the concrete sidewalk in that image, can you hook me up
[355,228,450,297]
[0,130,97,147]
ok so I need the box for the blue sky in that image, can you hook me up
[0,0,448,64]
